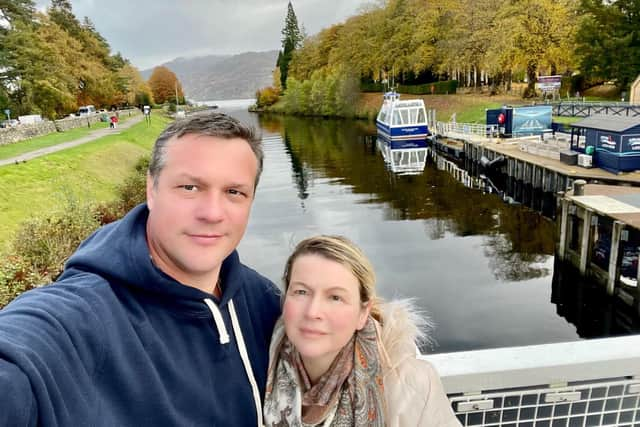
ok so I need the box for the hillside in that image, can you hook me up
[142,51,279,101]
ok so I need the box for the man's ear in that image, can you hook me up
[146,174,155,210]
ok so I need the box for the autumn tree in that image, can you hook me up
[278,1,303,88]
[148,66,184,104]
[119,64,154,106]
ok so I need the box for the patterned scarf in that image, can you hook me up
[264,317,385,427]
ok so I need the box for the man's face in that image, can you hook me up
[146,133,258,291]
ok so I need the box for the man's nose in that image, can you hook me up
[196,191,225,222]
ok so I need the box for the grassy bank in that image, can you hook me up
[0,115,170,246]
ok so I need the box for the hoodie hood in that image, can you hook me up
[60,203,244,316]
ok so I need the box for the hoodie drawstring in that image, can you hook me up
[203,298,263,427]
[229,299,263,427]
[204,298,230,344]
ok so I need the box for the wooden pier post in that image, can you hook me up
[579,208,593,274]
[607,220,624,296]
[558,198,570,260]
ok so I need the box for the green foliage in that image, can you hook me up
[279,1,303,89]
[281,66,359,116]
[12,193,100,281]
[576,0,640,90]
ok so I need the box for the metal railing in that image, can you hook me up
[437,121,499,138]
[423,335,640,426]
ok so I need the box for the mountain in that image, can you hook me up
[142,50,279,101]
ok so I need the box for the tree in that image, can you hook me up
[278,1,303,88]
[148,66,184,104]
[0,0,34,30]
[576,0,640,91]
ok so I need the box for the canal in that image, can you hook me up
[214,101,640,354]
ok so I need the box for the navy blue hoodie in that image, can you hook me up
[0,204,281,426]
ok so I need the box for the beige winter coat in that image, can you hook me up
[378,301,462,427]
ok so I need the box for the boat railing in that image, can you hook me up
[437,121,499,138]
[422,335,640,426]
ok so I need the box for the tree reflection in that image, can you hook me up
[267,114,555,282]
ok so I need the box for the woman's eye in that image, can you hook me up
[292,289,307,296]
[330,295,342,302]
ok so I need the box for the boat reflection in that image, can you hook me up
[376,136,428,175]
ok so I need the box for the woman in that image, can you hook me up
[264,235,461,426]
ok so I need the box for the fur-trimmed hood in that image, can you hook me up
[377,299,433,370]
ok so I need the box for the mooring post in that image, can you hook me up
[558,197,570,260]
[607,220,624,296]
[579,208,593,274]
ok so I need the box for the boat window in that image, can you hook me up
[393,111,401,126]
[417,109,426,124]
[409,108,417,124]
[400,109,409,125]
[393,151,402,164]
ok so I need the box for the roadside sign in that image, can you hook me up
[536,75,562,92]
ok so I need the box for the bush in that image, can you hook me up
[255,86,280,107]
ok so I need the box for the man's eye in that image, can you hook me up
[228,189,246,197]
[181,185,198,192]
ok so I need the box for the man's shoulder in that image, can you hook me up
[2,271,117,322]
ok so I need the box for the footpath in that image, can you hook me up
[0,114,145,167]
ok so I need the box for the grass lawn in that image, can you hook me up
[0,113,140,161]
[0,115,170,247]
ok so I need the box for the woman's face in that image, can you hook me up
[283,254,371,376]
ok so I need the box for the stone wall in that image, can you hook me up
[0,108,143,147]
[0,122,57,146]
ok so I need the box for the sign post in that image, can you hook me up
[4,109,10,120]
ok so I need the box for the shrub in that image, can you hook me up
[255,86,280,107]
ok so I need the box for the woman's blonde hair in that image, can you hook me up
[282,235,383,323]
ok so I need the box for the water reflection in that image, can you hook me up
[244,112,638,352]
[376,137,428,175]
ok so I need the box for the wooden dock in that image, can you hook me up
[436,129,640,313]
[558,183,640,313]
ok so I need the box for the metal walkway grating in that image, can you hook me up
[450,378,640,426]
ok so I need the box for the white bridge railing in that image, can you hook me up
[423,335,640,426]
[437,121,499,138]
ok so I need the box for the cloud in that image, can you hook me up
[34,0,366,69]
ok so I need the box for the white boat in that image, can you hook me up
[376,90,429,146]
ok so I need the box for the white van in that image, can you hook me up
[77,105,96,116]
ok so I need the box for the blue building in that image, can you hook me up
[570,115,640,174]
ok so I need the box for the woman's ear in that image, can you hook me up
[357,300,373,330]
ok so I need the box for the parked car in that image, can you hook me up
[77,105,96,116]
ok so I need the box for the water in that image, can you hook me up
[212,102,639,354]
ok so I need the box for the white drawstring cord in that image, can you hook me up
[229,299,263,427]
[204,298,230,344]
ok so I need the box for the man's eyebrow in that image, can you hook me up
[175,173,208,186]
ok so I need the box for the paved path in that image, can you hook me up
[0,114,144,167]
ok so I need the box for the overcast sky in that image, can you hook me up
[34,0,369,70]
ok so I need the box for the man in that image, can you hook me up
[0,112,281,426]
